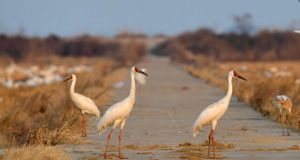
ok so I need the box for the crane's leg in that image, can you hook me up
[211,129,216,158]
[211,130,225,159]
[280,114,285,136]
[285,118,291,136]
[119,121,127,159]
[118,129,128,159]
[81,114,87,137]
[104,129,114,158]
[207,129,213,158]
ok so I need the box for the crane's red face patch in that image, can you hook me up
[233,71,237,77]
[70,75,73,79]
[134,67,139,72]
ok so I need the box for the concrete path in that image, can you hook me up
[61,55,300,160]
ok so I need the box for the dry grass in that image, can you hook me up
[175,141,234,159]
[0,57,129,147]
[184,56,300,131]
[1,145,70,160]
[0,35,148,158]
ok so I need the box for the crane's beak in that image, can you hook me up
[63,76,72,82]
[137,69,148,76]
[236,74,247,81]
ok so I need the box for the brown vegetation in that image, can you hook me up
[1,145,70,160]
[0,34,148,149]
[0,61,127,147]
[0,34,148,64]
[151,29,300,62]
[175,141,234,159]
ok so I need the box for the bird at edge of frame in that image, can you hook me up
[271,95,300,136]
[64,74,100,137]
[192,70,247,159]
[294,30,300,34]
[97,66,148,159]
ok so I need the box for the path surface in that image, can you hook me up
[61,55,300,160]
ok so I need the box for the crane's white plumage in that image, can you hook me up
[64,74,100,136]
[272,95,292,114]
[192,97,230,137]
[97,95,134,134]
[97,66,148,159]
[71,92,100,117]
[97,67,137,134]
[192,70,247,158]
[66,74,100,118]
[294,30,300,34]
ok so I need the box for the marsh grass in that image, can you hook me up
[0,35,148,159]
[0,58,130,147]
[1,145,70,160]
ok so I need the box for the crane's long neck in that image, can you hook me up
[70,78,76,97]
[224,74,233,103]
[127,70,136,104]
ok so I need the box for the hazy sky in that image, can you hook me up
[0,0,299,37]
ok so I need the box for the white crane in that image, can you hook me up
[192,71,247,159]
[97,66,148,159]
[271,95,299,136]
[64,74,100,137]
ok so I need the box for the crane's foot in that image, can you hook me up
[104,154,112,159]
[119,155,128,159]
[207,154,225,159]
[280,134,293,136]
[81,134,87,137]
[211,156,226,159]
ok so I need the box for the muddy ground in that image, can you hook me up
[61,56,300,160]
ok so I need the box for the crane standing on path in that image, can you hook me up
[192,71,247,159]
[97,66,148,159]
[271,95,300,136]
[64,74,100,137]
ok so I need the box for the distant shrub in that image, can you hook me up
[151,29,300,62]
[0,34,148,64]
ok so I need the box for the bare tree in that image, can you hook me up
[233,13,255,34]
